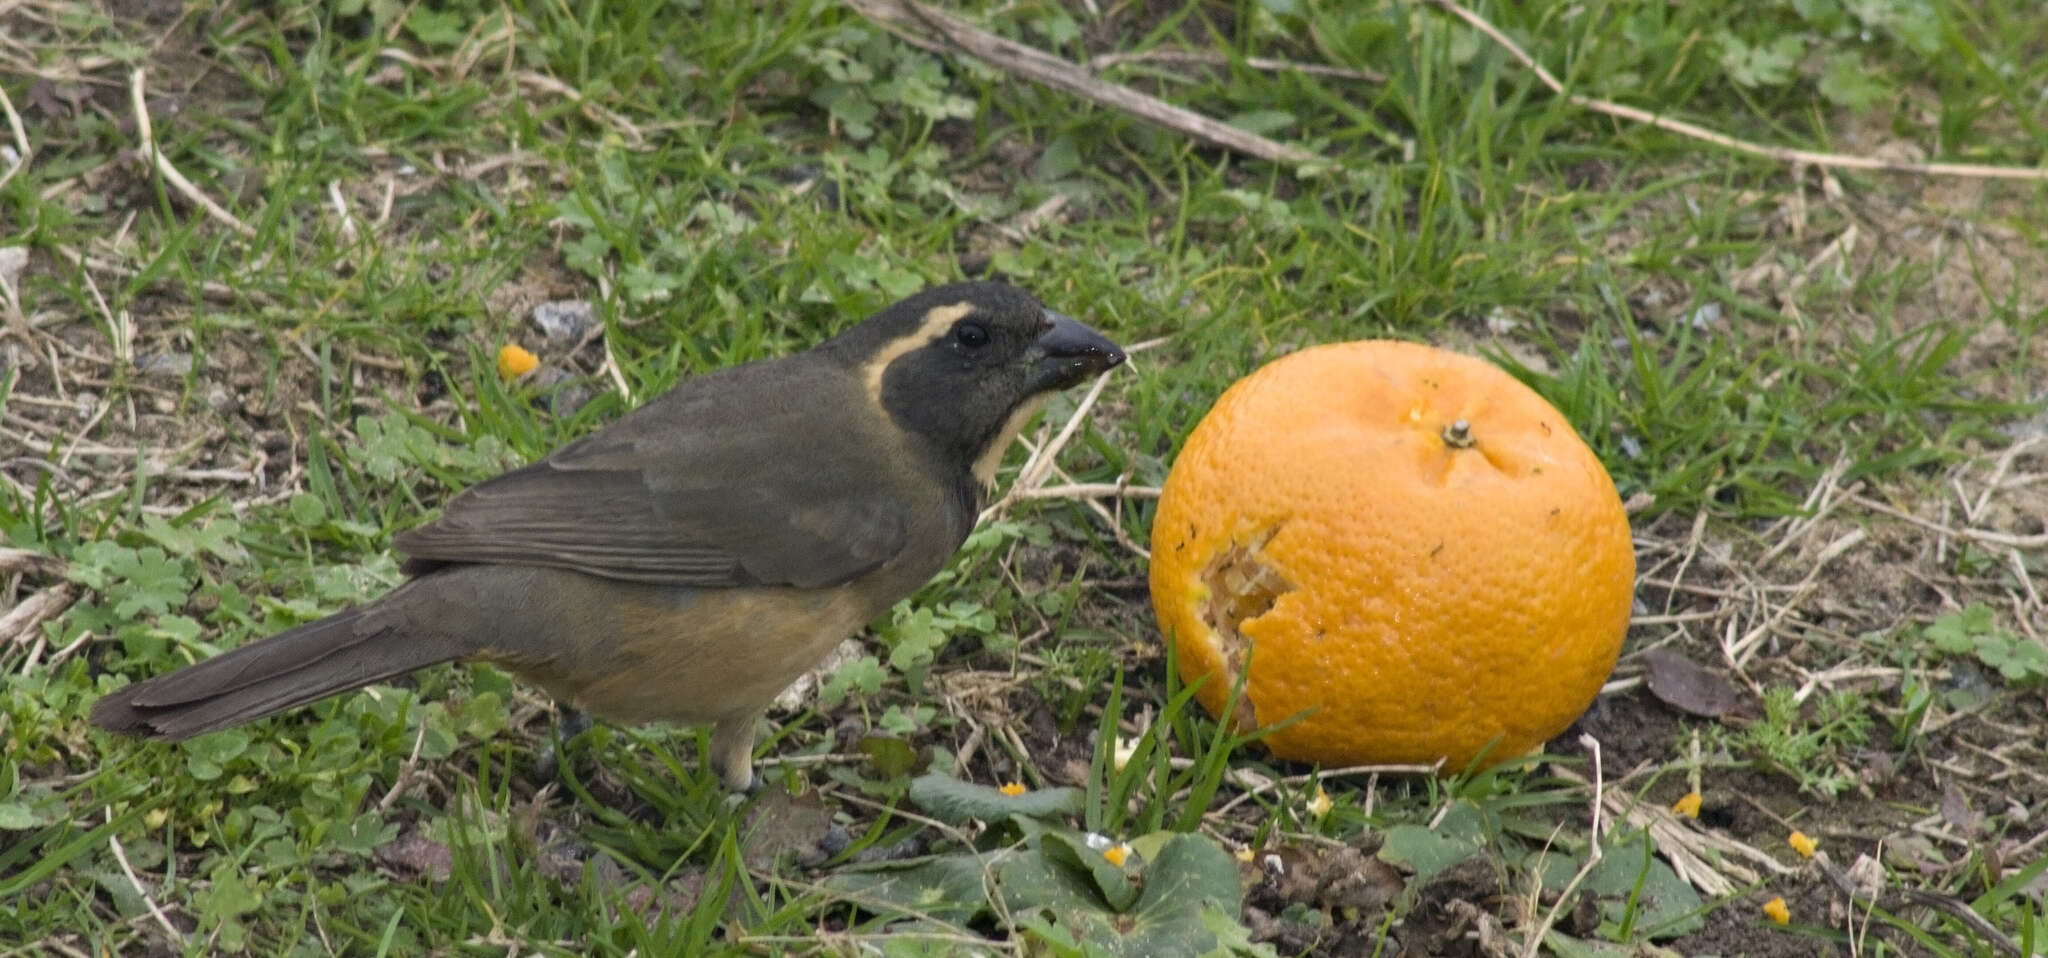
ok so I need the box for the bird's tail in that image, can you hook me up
[89,584,466,742]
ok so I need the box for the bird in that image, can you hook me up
[89,281,1125,791]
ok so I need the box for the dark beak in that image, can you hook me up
[1033,309,1125,389]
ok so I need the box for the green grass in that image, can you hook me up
[4,0,2046,954]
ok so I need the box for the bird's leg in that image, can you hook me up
[532,705,593,783]
[557,706,593,741]
[709,710,763,793]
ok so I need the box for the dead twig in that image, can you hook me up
[1520,735,1605,958]
[1015,481,1161,501]
[375,720,432,812]
[514,72,647,147]
[0,79,30,191]
[24,625,94,674]
[106,808,185,947]
[1813,852,2025,958]
[1089,48,1386,85]
[1552,765,1796,897]
[327,181,359,243]
[53,245,269,305]
[1850,493,2048,550]
[839,0,1323,168]
[1724,528,1866,668]
[158,466,262,485]
[0,547,67,578]
[1013,370,1113,494]
[128,69,256,236]
[1423,0,2048,182]
[1208,762,1440,818]
[1,583,76,650]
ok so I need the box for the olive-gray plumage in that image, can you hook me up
[88,282,1124,789]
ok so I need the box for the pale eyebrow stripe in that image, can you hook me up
[862,302,974,405]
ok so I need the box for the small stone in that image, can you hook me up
[1684,301,1723,330]
[546,382,597,418]
[205,386,237,414]
[530,300,597,343]
[0,246,26,286]
[135,352,194,378]
[73,391,99,421]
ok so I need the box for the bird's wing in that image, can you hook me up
[392,368,917,589]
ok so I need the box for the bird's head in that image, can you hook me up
[831,281,1125,485]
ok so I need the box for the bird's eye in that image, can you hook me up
[954,322,990,349]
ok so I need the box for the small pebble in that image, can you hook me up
[135,352,194,378]
[0,246,26,285]
[798,825,854,867]
[1684,302,1722,330]
[530,300,597,343]
[547,382,597,418]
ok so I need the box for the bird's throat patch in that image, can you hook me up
[972,395,1048,488]
[862,303,973,406]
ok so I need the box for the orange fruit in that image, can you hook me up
[1148,340,1634,772]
